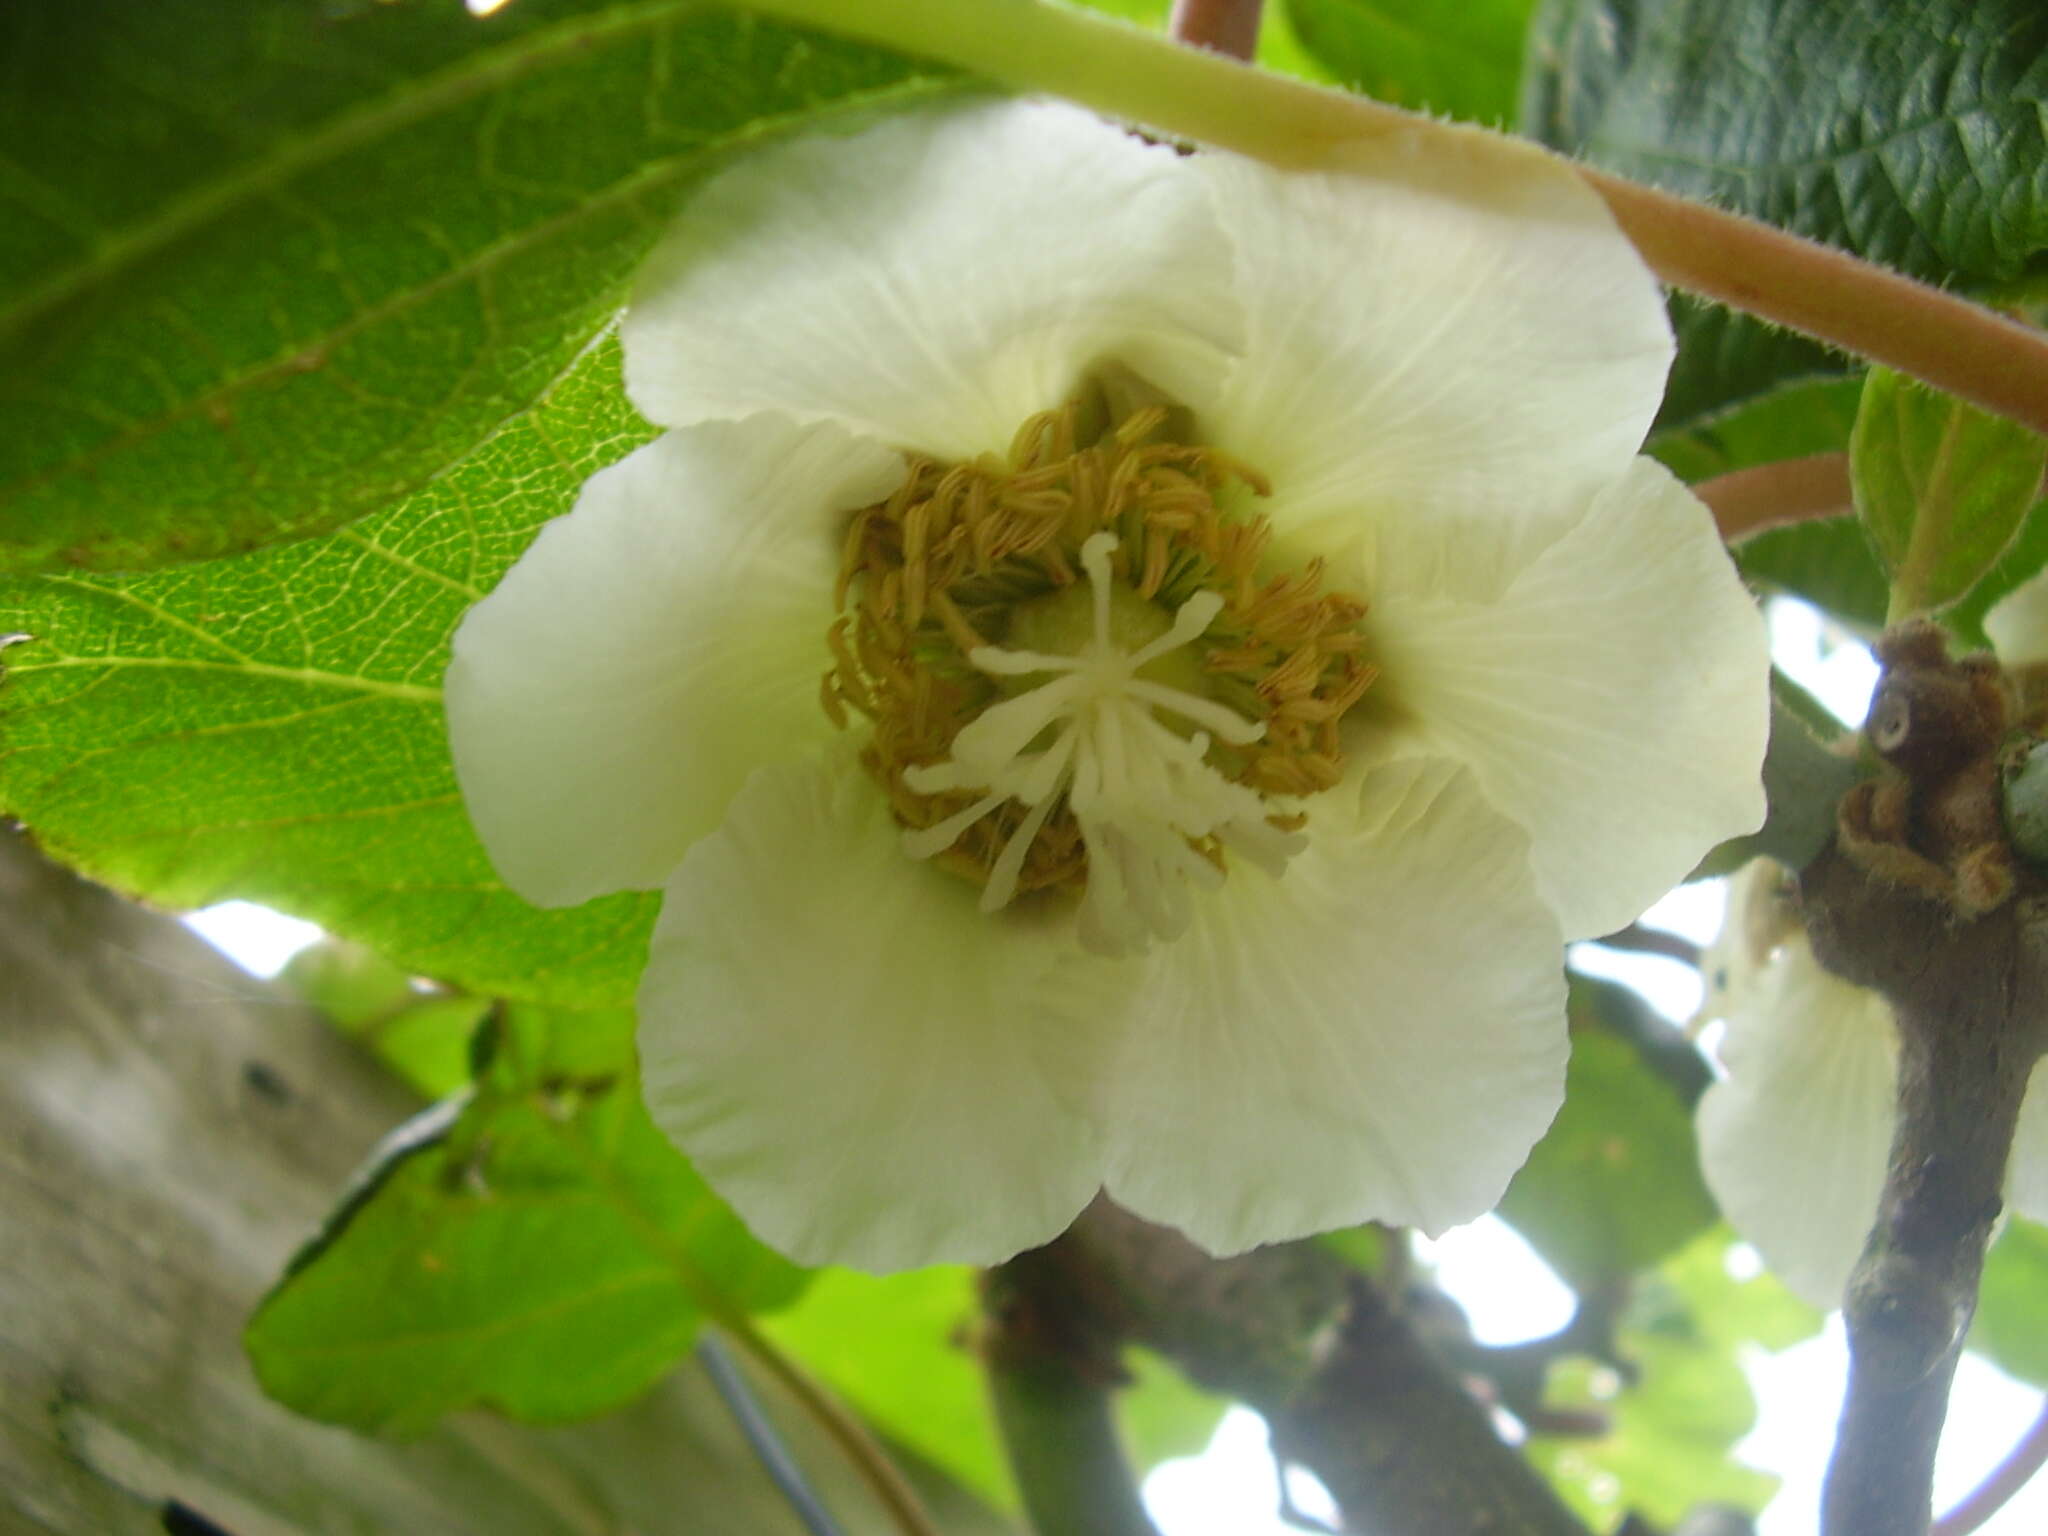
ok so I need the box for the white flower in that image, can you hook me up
[446,99,1769,1272]
[1698,831,2048,1309]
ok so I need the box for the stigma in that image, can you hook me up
[900,533,1303,956]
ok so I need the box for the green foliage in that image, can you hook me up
[1501,983,1718,1290]
[1524,0,2048,426]
[0,0,945,573]
[759,1264,1227,1511]
[0,340,658,1006]
[245,1004,805,1436]
[1971,1216,2048,1387]
[1851,367,2048,622]
[1281,0,1537,122]
[1738,517,1889,637]
[285,939,490,1099]
[1692,679,1865,878]
[1650,377,1861,485]
[1533,1231,1819,1528]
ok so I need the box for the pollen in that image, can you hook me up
[823,396,1376,953]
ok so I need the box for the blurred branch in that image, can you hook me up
[1695,454,1853,545]
[980,1262,1163,1536]
[993,1199,1593,1536]
[1933,1398,2048,1536]
[1168,0,1262,60]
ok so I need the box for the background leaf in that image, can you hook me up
[0,339,656,1006]
[1532,1231,1818,1529]
[0,0,945,572]
[1971,1216,2048,1388]
[1280,0,1539,122]
[1523,0,2048,427]
[245,1005,804,1435]
[1850,367,2048,620]
[1501,980,1719,1291]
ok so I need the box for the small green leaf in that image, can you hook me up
[1501,999,1718,1290]
[0,0,946,572]
[246,1042,804,1435]
[1281,0,1538,122]
[1851,368,2048,622]
[1971,1216,2048,1386]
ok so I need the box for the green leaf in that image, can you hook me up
[0,338,657,1006]
[1851,367,2048,622]
[1280,0,1538,122]
[1649,377,1861,485]
[759,1264,1226,1512]
[1946,495,2048,650]
[1523,0,2048,425]
[285,939,489,1098]
[1500,993,1718,1290]
[1971,1216,2048,1387]
[1531,1230,1818,1528]
[1737,516,1890,636]
[761,1267,1018,1508]
[0,0,946,573]
[245,1020,804,1435]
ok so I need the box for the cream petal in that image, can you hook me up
[1100,758,1568,1253]
[1179,131,1672,544]
[1696,941,1899,1309]
[624,98,1240,462]
[2004,1059,2048,1227]
[1361,457,1770,941]
[445,418,903,908]
[1985,567,2048,668]
[639,751,1130,1272]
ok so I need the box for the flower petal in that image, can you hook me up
[1182,131,1672,541]
[1361,457,1770,940]
[639,750,1128,1271]
[2004,1060,2048,1227]
[1985,567,2048,668]
[446,418,903,908]
[1099,758,1568,1252]
[624,98,1241,462]
[1696,940,1898,1308]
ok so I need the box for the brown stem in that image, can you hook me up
[1009,1199,1592,1536]
[1694,453,1853,544]
[1796,631,2048,1536]
[1167,0,1262,60]
[1933,1399,2048,1536]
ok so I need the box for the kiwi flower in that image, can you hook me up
[447,98,1769,1272]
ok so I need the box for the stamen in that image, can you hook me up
[826,396,1377,938]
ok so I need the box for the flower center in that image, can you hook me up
[823,399,1377,955]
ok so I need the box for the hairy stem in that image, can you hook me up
[750,0,2048,434]
[1168,0,1263,60]
[1934,1399,2048,1536]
